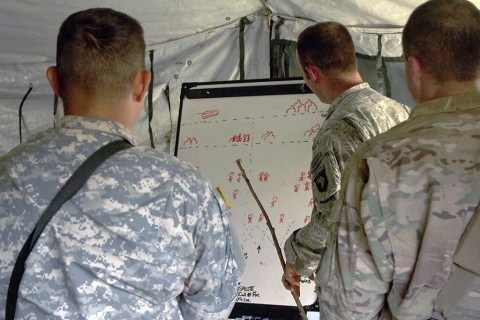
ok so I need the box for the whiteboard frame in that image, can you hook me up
[175,78,324,318]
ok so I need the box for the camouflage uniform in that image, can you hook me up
[317,92,480,319]
[284,83,410,276]
[0,116,241,319]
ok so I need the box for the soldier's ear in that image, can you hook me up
[305,65,323,83]
[46,66,61,97]
[407,56,423,84]
[132,70,151,102]
[405,55,426,103]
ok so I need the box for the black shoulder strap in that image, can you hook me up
[6,140,132,320]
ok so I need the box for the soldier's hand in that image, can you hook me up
[282,263,301,296]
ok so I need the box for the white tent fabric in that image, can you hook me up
[1,0,480,155]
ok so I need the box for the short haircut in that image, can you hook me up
[56,8,146,100]
[297,22,357,75]
[403,0,480,83]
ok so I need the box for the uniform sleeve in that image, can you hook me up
[317,156,393,320]
[284,136,343,276]
[179,185,242,319]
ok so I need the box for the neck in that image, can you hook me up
[325,71,363,104]
[419,79,477,103]
[63,96,137,132]
[432,81,477,99]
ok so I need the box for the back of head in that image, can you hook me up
[56,8,146,102]
[403,0,480,83]
[297,22,357,75]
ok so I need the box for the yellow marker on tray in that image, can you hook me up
[216,186,232,209]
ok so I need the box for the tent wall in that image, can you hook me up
[154,12,272,152]
[2,8,415,156]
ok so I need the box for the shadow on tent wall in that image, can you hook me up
[229,301,319,320]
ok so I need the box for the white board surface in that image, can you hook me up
[175,79,329,309]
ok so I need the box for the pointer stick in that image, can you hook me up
[235,159,308,320]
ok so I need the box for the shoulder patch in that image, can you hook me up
[315,165,328,192]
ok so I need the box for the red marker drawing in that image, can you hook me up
[271,196,278,207]
[197,109,219,119]
[304,124,321,137]
[183,137,198,145]
[308,198,314,207]
[305,99,318,112]
[262,131,275,140]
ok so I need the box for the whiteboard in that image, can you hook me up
[175,78,329,311]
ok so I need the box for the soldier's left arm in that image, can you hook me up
[317,156,394,319]
[179,184,241,320]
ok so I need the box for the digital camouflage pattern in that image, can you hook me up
[284,83,410,276]
[317,92,480,319]
[0,116,241,319]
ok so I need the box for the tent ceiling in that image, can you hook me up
[1,0,480,76]
[0,0,262,66]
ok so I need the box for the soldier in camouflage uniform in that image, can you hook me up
[0,8,241,319]
[282,22,410,295]
[317,0,480,318]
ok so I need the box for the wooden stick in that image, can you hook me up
[235,159,308,320]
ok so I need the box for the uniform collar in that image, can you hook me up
[410,91,480,118]
[59,115,137,146]
[326,82,370,119]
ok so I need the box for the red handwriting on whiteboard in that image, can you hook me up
[271,196,278,207]
[304,99,318,112]
[262,131,275,140]
[308,198,314,207]
[299,171,307,182]
[233,189,239,200]
[259,172,269,182]
[298,171,311,182]
[304,124,321,137]
[197,109,219,119]
[304,181,311,191]
[286,99,304,114]
[285,99,319,114]
[228,172,243,184]
[183,137,198,145]
[258,214,264,223]
[279,213,285,223]
[304,215,311,223]
[248,213,253,223]
[295,177,313,193]
[229,133,251,143]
